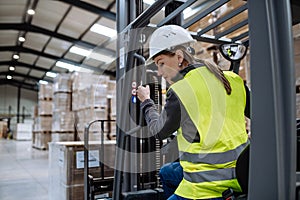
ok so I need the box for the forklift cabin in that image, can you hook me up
[84,0,300,199]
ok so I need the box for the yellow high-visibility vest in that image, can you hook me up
[170,67,249,199]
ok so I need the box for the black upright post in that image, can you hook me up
[247,0,296,199]
[17,86,21,123]
[22,106,25,123]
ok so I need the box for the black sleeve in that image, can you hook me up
[244,83,251,119]
[140,89,181,140]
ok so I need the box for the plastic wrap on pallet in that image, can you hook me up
[38,83,53,100]
[51,132,74,142]
[83,107,107,132]
[53,73,72,93]
[32,105,39,118]
[32,132,51,150]
[34,116,52,132]
[77,120,116,141]
[15,123,33,140]
[77,130,102,142]
[71,91,79,111]
[38,100,53,115]
[78,89,86,110]
[108,95,116,120]
[53,92,71,112]
[107,80,116,119]
[72,72,110,91]
[74,110,85,132]
[85,84,108,108]
[48,141,115,200]
[52,111,75,132]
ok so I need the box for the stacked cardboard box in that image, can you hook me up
[52,111,75,142]
[32,83,53,150]
[71,72,116,141]
[49,141,115,200]
[15,123,33,140]
[0,121,8,138]
[107,80,117,138]
[52,73,74,142]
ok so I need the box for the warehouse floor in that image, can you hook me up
[0,139,48,200]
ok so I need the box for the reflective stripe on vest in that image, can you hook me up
[170,67,249,199]
[184,167,235,183]
[180,141,249,164]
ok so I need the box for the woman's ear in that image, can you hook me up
[175,49,184,64]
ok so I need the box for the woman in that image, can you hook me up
[137,25,250,200]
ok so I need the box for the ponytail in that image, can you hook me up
[199,59,232,95]
[155,46,232,95]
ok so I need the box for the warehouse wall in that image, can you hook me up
[0,85,38,134]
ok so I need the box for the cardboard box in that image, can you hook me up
[0,121,8,138]
[51,132,74,142]
[38,100,53,116]
[52,111,74,132]
[34,116,52,132]
[53,73,72,93]
[38,83,53,100]
[53,92,71,112]
[49,141,115,186]
[32,132,51,150]
[15,123,33,140]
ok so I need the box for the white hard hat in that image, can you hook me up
[146,25,195,65]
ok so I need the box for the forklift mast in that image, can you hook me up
[113,0,298,199]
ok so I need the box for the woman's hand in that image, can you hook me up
[137,85,150,102]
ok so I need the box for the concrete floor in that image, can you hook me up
[0,139,49,200]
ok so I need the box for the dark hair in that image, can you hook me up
[154,46,232,95]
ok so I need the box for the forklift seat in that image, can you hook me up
[236,144,250,194]
[222,144,250,200]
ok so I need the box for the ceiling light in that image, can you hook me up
[55,61,80,72]
[39,80,48,85]
[143,0,155,5]
[69,46,91,57]
[78,68,94,73]
[89,52,115,64]
[18,36,25,42]
[9,66,15,71]
[90,24,117,38]
[27,9,35,15]
[13,54,19,59]
[46,71,57,78]
[6,75,12,80]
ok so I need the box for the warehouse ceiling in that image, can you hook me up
[0,0,118,91]
[0,0,299,91]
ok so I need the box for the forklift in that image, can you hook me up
[84,0,299,199]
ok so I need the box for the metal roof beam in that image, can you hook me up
[0,61,60,73]
[215,19,248,39]
[0,46,115,76]
[122,0,172,32]
[157,0,198,27]
[232,31,249,42]
[183,0,229,29]
[0,71,53,83]
[58,0,116,21]
[197,4,248,36]
[0,23,116,53]
[0,79,38,91]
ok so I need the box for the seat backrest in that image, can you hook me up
[235,144,250,194]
